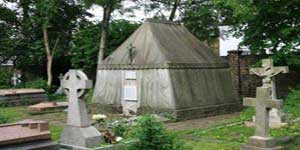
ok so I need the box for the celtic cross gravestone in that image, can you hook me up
[60,70,102,148]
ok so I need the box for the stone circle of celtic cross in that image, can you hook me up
[62,70,92,99]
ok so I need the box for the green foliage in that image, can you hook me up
[284,89,300,119]
[214,0,300,67]
[0,114,8,124]
[128,115,183,150]
[111,121,128,137]
[184,1,220,41]
[0,68,13,89]
[49,125,63,141]
[71,20,139,75]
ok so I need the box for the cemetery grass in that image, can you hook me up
[0,90,299,149]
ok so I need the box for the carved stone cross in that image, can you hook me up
[243,87,282,137]
[250,59,288,99]
[242,87,284,150]
[62,70,92,127]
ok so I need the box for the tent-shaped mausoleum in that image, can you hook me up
[93,20,240,119]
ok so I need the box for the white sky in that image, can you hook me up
[1,0,244,56]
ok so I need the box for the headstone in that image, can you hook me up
[54,73,64,95]
[60,70,102,148]
[250,59,288,127]
[241,87,283,150]
[0,119,58,150]
[28,102,68,114]
[0,89,48,106]
[122,71,138,116]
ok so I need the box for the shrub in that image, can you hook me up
[111,120,128,137]
[128,115,183,150]
[0,68,13,89]
[284,89,300,118]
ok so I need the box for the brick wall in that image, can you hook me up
[224,50,300,98]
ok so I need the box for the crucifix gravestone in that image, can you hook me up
[60,70,102,148]
[250,59,288,126]
[241,87,283,150]
[55,73,64,95]
[122,71,139,116]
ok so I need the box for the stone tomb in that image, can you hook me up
[249,59,289,127]
[0,89,48,106]
[122,71,139,116]
[60,70,102,148]
[241,87,283,150]
[0,119,58,150]
[28,102,68,114]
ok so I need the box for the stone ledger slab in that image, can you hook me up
[0,89,48,106]
[28,102,68,114]
[0,119,58,150]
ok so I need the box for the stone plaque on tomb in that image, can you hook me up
[0,119,58,149]
[124,85,138,101]
[125,71,137,80]
[241,87,283,150]
[0,89,48,106]
[60,70,102,148]
[250,59,289,127]
[122,71,138,116]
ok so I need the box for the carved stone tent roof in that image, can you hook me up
[99,19,227,69]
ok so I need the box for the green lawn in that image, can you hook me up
[0,89,300,150]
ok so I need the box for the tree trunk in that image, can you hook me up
[169,0,181,21]
[43,28,53,87]
[97,6,112,66]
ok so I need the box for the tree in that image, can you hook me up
[214,0,300,66]
[30,0,86,86]
[0,4,18,65]
[83,0,123,66]
[71,20,139,77]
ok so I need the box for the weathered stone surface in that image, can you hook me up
[0,119,51,146]
[60,70,102,148]
[55,73,64,95]
[250,59,288,126]
[0,140,59,150]
[0,89,47,106]
[242,87,283,150]
[60,126,103,148]
[28,102,68,114]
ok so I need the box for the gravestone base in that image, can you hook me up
[60,125,103,148]
[241,136,283,150]
[245,114,288,129]
[0,140,59,150]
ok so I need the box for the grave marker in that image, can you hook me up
[54,73,64,95]
[60,70,102,148]
[250,59,288,126]
[241,87,283,150]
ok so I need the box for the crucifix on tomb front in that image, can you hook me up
[250,59,288,126]
[242,87,283,150]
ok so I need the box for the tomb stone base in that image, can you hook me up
[60,125,103,148]
[241,136,283,150]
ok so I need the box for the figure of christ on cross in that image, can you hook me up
[241,87,283,150]
[250,59,288,126]
[250,59,288,99]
